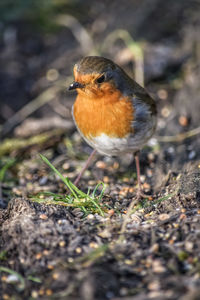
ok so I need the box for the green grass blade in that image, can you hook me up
[0,266,25,290]
[0,158,16,182]
[39,154,78,199]
[39,154,105,216]
[27,275,42,283]
[67,179,88,198]
[92,182,105,199]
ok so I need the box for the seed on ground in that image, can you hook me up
[35,253,42,260]
[89,242,98,248]
[87,214,95,220]
[39,214,48,220]
[46,289,53,296]
[31,291,38,298]
[179,116,188,127]
[47,264,54,270]
[75,247,82,254]
[1,276,7,282]
[103,176,110,183]
[43,250,50,256]
[59,241,66,247]
[96,161,107,169]
[52,272,60,280]
[150,243,159,253]
[179,214,186,220]
[159,214,169,221]
[39,289,45,296]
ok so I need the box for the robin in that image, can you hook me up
[68,56,157,199]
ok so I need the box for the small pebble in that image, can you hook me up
[185,241,193,252]
[72,208,84,218]
[68,257,74,263]
[43,250,50,256]
[87,214,95,220]
[12,187,23,196]
[122,177,130,183]
[179,213,186,220]
[88,180,96,185]
[168,146,175,154]
[130,214,142,224]
[75,247,82,254]
[161,106,170,118]
[62,162,70,170]
[108,209,115,216]
[39,214,48,220]
[1,276,7,282]
[35,253,42,260]
[113,162,119,169]
[173,223,179,228]
[150,243,159,253]
[120,287,128,296]
[148,291,162,298]
[47,264,54,270]
[98,229,111,238]
[159,213,170,221]
[124,259,133,265]
[59,241,66,247]
[146,169,153,177]
[152,260,165,273]
[6,274,19,283]
[52,272,60,280]
[46,289,53,296]
[188,150,196,160]
[179,116,188,127]
[148,152,155,161]
[96,161,106,169]
[89,242,98,248]
[148,280,160,290]
[46,68,59,81]
[157,89,168,100]
[143,182,151,191]
[169,239,174,245]
[39,177,48,185]
[103,176,110,183]
[31,291,38,298]
[39,289,45,295]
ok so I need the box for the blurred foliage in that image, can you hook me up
[0,0,81,31]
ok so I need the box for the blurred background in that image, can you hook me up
[0,0,200,185]
[1,2,200,298]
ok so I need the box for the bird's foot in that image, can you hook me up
[136,189,153,201]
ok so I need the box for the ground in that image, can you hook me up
[0,1,200,299]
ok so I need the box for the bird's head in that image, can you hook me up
[68,56,130,99]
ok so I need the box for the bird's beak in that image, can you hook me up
[68,81,83,91]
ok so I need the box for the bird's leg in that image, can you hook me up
[134,151,151,200]
[74,149,97,186]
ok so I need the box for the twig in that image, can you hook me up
[156,126,200,142]
[101,29,144,86]
[0,129,65,157]
[1,78,71,137]
[55,14,98,56]
[118,198,138,240]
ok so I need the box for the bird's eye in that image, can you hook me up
[96,74,105,84]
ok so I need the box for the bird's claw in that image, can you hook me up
[136,189,153,201]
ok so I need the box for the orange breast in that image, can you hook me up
[73,89,134,138]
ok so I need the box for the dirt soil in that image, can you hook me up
[0,1,200,299]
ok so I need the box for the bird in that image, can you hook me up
[68,56,157,200]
